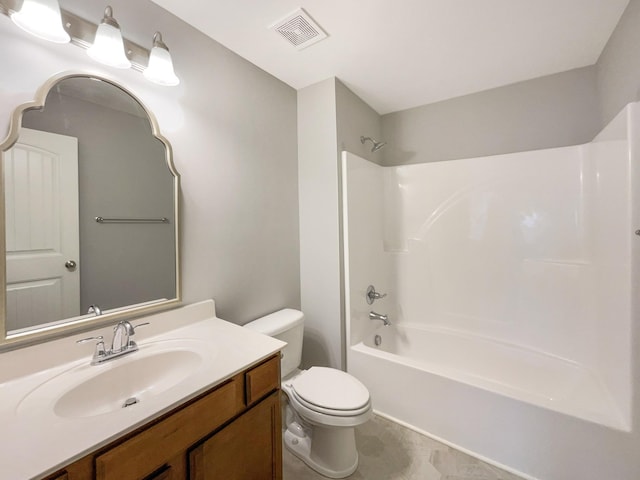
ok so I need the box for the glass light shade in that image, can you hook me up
[144,44,180,86]
[11,0,70,44]
[87,9,131,69]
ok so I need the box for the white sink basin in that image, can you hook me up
[18,339,211,419]
[55,350,202,418]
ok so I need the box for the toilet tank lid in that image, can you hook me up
[244,308,303,336]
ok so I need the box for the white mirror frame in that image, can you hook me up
[0,71,181,349]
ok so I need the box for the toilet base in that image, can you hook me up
[284,423,358,478]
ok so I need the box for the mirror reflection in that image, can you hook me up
[2,75,178,337]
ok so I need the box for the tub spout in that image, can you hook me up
[369,311,391,326]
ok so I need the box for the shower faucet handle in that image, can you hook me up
[366,285,387,305]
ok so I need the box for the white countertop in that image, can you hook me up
[0,300,285,480]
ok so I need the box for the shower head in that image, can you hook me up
[371,140,387,152]
[360,136,386,153]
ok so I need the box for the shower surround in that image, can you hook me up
[342,103,640,480]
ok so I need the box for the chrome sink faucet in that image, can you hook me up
[77,320,149,365]
[111,320,135,353]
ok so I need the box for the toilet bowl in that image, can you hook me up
[244,309,372,478]
[282,368,372,478]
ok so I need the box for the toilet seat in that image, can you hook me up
[284,367,373,427]
[289,388,372,417]
[290,367,370,415]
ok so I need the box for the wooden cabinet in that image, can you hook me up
[44,355,281,480]
[142,465,174,480]
[48,474,69,480]
[190,392,281,480]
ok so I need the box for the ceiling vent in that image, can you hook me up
[270,8,328,50]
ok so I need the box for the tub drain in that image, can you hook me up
[374,334,382,346]
[123,397,139,408]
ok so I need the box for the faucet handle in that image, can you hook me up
[366,285,387,305]
[127,322,150,348]
[76,335,106,360]
[76,335,104,343]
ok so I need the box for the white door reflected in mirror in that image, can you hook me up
[4,128,80,332]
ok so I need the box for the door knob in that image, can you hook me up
[65,260,77,271]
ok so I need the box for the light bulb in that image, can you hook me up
[143,32,180,86]
[87,6,131,69]
[11,0,70,44]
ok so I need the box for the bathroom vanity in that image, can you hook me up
[47,355,281,480]
[0,300,285,480]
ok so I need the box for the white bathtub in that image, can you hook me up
[355,323,623,430]
[348,323,630,480]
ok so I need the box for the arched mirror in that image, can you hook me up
[0,72,180,347]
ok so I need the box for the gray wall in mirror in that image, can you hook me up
[21,84,176,315]
[0,0,300,331]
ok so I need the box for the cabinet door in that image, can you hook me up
[190,392,282,480]
[47,473,68,480]
[143,464,174,480]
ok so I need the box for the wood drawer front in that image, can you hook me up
[245,355,280,406]
[95,377,243,480]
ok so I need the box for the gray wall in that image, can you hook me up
[297,78,384,370]
[597,0,640,126]
[335,79,383,368]
[297,78,341,369]
[336,80,385,165]
[381,66,601,165]
[0,0,300,325]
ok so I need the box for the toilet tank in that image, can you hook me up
[244,309,304,378]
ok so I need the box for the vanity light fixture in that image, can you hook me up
[87,6,131,69]
[143,32,180,86]
[10,0,70,44]
[0,0,180,86]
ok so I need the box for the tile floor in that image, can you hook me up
[282,415,525,480]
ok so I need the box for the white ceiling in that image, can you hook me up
[150,0,629,114]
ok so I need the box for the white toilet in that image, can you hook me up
[245,309,372,478]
